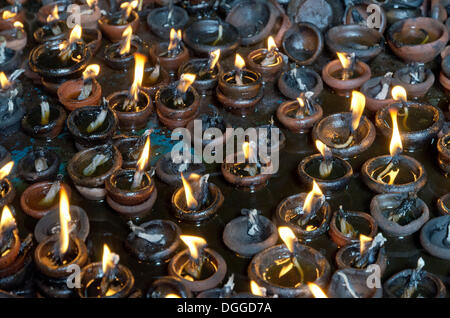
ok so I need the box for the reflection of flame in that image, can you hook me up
[267,36,277,52]
[181,173,198,209]
[119,26,133,55]
[210,49,220,70]
[0,72,11,90]
[137,135,150,172]
[386,169,399,185]
[302,180,323,215]
[359,234,372,255]
[278,226,296,254]
[82,64,100,80]
[234,53,245,70]
[391,85,407,102]
[59,187,71,256]
[337,52,350,69]
[47,5,60,23]
[177,73,196,94]
[2,10,16,20]
[69,24,82,44]
[315,140,328,159]
[0,206,16,235]
[250,281,264,296]
[180,235,206,260]
[130,53,146,101]
[0,161,13,180]
[13,21,23,29]
[296,97,304,108]
[102,244,117,274]
[389,108,403,157]
[308,283,328,298]
[350,91,365,131]
[165,294,181,298]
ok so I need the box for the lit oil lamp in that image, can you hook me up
[248,226,331,297]
[223,208,278,258]
[394,63,434,98]
[216,53,263,116]
[420,214,450,260]
[104,26,139,70]
[172,173,223,223]
[437,193,450,216]
[168,235,227,292]
[360,72,398,113]
[0,70,24,135]
[81,27,102,57]
[146,0,189,39]
[37,3,65,24]
[328,268,383,298]
[247,36,284,83]
[384,258,446,298]
[221,141,274,191]
[106,135,158,218]
[0,162,14,209]
[0,21,26,51]
[67,145,123,200]
[18,147,59,182]
[113,129,151,169]
[274,181,331,241]
[363,103,427,194]
[313,91,375,159]
[277,65,323,100]
[78,244,136,298]
[33,9,68,44]
[34,188,88,298]
[155,151,205,186]
[322,52,371,97]
[155,73,199,129]
[0,5,23,31]
[99,0,140,42]
[437,132,450,173]
[297,140,353,196]
[146,276,192,298]
[58,64,102,111]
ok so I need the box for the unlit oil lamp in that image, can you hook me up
[172,173,223,223]
[384,258,446,298]
[0,21,26,51]
[0,162,14,209]
[34,6,68,43]
[437,193,450,216]
[168,235,227,292]
[146,276,192,298]
[313,91,375,159]
[363,105,427,194]
[18,147,60,182]
[104,26,139,70]
[0,5,23,31]
[108,53,153,131]
[360,72,398,113]
[328,268,382,298]
[420,214,450,260]
[248,226,331,298]
[322,52,371,97]
[57,64,102,111]
[282,22,323,66]
[78,244,135,298]
[394,63,434,98]
[223,208,278,258]
[34,188,88,298]
[67,144,123,200]
[217,53,263,116]
[297,140,353,196]
[247,36,284,84]
[274,181,331,241]
[155,151,205,186]
[146,0,189,39]
[278,65,323,101]
[437,132,450,173]
[99,0,140,42]
[0,70,24,135]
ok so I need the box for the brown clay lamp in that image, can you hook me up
[0,162,14,209]
[0,21,26,51]
[146,0,189,39]
[277,65,323,101]
[104,26,139,70]
[113,129,151,168]
[18,147,60,182]
[155,151,205,186]
[437,132,450,173]
[437,193,450,216]
[0,5,24,31]
[328,268,382,298]
[34,5,68,43]
[168,235,227,293]
[146,276,192,298]
[99,0,140,42]
[360,72,398,113]
[247,36,284,84]
[0,70,25,135]
[394,63,434,98]
[420,214,450,260]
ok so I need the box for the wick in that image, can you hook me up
[78,78,93,100]
[211,23,223,46]
[39,180,61,206]
[147,63,160,84]
[341,53,355,81]
[374,72,393,100]
[35,157,48,172]
[86,108,107,133]
[50,22,62,35]
[40,101,50,125]
[246,209,261,237]
[376,155,399,183]
[131,169,144,190]
[127,221,165,245]
[401,257,425,298]
[83,153,109,177]
[337,206,357,238]
[234,68,243,85]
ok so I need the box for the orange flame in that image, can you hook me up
[308,283,328,298]
[136,135,150,172]
[0,72,11,90]
[297,97,304,108]
[13,21,23,29]
[391,85,407,102]
[337,52,351,69]
[177,73,196,94]
[59,187,71,256]
[47,5,60,23]
[210,49,220,70]
[86,0,97,7]
[359,234,372,255]
[181,173,198,209]
[2,10,16,20]
[235,53,245,70]
[250,281,264,296]
[350,91,365,131]
[0,161,13,180]
[389,108,403,157]
[278,226,297,254]
[120,0,138,18]
[267,36,277,52]
[180,235,206,260]
[130,53,146,101]
[102,244,118,274]
[165,294,181,298]
[302,180,323,215]
[167,28,181,52]
[82,64,100,80]
[119,26,133,55]
[69,24,82,44]
[0,206,16,235]
[315,140,329,159]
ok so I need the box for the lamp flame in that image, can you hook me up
[359,234,372,255]
[180,235,206,260]
[267,36,277,52]
[297,97,304,108]
[336,52,351,69]
[278,226,297,254]
[389,108,403,157]
[302,180,324,215]
[250,281,264,296]
[165,294,181,298]
[177,73,196,94]
[119,26,133,55]
[350,91,365,131]
[59,186,71,256]
[0,161,13,180]
[235,53,245,70]
[308,283,328,298]
[102,244,119,274]
[86,0,97,7]
[181,173,198,209]
[210,49,220,70]
[47,5,60,23]
[136,135,150,172]
[82,64,100,81]
[391,85,407,102]
[130,53,146,101]
[0,72,11,90]
[13,21,23,29]
[2,10,16,20]
[120,0,138,18]
[386,169,399,185]
[167,28,180,52]
[69,24,82,44]
[0,206,16,236]
[315,140,329,159]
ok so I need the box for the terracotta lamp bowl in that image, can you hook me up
[98,11,140,42]
[57,79,102,112]
[146,6,189,39]
[282,22,323,66]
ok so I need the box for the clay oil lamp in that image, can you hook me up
[274,181,331,242]
[420,214,450,260]
[282,22,323,66]
[375,86,444,151]
[149,28,189,76]
[113,129,151,168]
[106,136,158,218]
[147,1,189,39]
[247,36,284,84]
[217,54,263,116]
[108,53,153,131]
[322,52,371,97]
[363,106,427,194]
[155,73,199,129]
[387,17,449,63]
[78,244,135,298]
[384,258,446,298]
[146,276,192,298]
[360,72,398,113]
[67,144,122,200]
[0,70,25,135]
[277,65,323,100]
[33,17,68,44]
[125,219,180,263]
[168,235,227,293]
[343,2,387,34]
[183,19,240,57]
[0,162,15,210]
[34,189,88,298]
[437,132,450,173]
[298,140,353,197]
[78,0,102,29]
[81,27,102,57]
[221,141,274,191]
[335,233,388,277]
[313,91,376,159]
[37,2,69,25]
[384,0,423,25]
[327,268,382,298]
[21,99,66,141]
[394,63,434,98]
[104,26,139,70]
[155,151,205,186]
[0,5,24,31]
[178,49,221,96]
[248,226,331,298]
[437,193,450,216]
[58,64,102,111]
[18,147,60,182]
[0,206,33,293]
[0,21,26,51]
[172,173,223,223]
[99,0,140,42]
[223,208,278,258]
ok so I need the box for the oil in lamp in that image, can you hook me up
[99,0,140,42]
[297,140,353,196]
[146,0,189,39]
[34,188,88,298]
[437,193,450,216]
[384,258,446,298]
[420,214,450,260]
[0,21,26,51]
[394,63,434,98]
[155,151,205,186]
[313,90,376,159]
[106,135,158,218]
[104,26,139,70]
[274,181,331,241]
[277,65,323,100]
[78,244,135,298]
[58,64,102,111]
[108,53,153,131]
[155,73,199,129]
[375,86,444,151]
[362,104,427,194]
[168,235,227,292]
[360,72,398,113]
[322,52,371,97]
[247,36,284,83]
[146,276,192,298]
[437,132,450,173]
[0,162,14,209]
[172,173,223,223]
[216,53,263,116]
[18,147,59,182]
[248,226,331,298]
[328,268,382,298]
[33,7,68,44]
[223,208,278,258]
[0,70,24,135]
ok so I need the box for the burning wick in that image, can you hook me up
[174,73,196,107]
[57,187,71,263]
[316,140,333,178]
[124,53,146,111]
[353,233,386,269]
[0,206,17,256]
[79,64,100,101]
[240,141,260,176]
[47,5,62,35]
[391,85,409,130]
[260,36,278,67]
[234,53,245,85]
[119,26,133,56]
[308,283,328,298]
[180,173,209,211]
[180,235,207,280]
[336,52,355,80]
[119,0,138,24]
[250,280,267,297]
[59,24,82,63]
[167,28,182,58]
[198,49,220,78]
[295,96,308,118]
[298,180,325,227]
[337,205,357,238]
[86,0,97,9]
[278,226,304,284]
[2,10,16,21]
[131,135,150,189]
[101,244,120,297]
[12,21,24,38]
[333,91,365,149]
[0,161,13,182]
[40,101,50,125]
[401,257,425,298]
